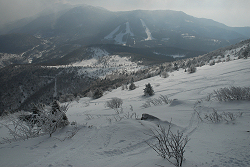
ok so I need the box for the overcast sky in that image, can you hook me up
[0,0,249,27]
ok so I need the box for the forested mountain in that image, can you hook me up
[1,5,249,52]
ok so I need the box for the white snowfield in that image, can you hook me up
[0,59,250,167]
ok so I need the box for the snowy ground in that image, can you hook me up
[0,58,250,167]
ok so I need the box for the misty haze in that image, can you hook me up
[0,1,250,167]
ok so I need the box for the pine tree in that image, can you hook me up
[144,83,154,96]
[129,82,136,90]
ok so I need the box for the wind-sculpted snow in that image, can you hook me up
[0,59,250,166]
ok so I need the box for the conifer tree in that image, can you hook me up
[129,82,136,90]
[144,83,154,96]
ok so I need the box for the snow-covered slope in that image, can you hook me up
[104,22,134,45]
[104,19,155,45]
[0,58,250,167]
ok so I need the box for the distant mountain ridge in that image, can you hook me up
[1,5,249,52]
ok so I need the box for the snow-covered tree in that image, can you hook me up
[187,65,197,73]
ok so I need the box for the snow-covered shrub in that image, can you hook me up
[144,83,154,96]
[204,109,223,123]
[209,60,215,66]
[214,86,250,101]
[204,109,243,123]
[160,71,169,78]
[147,123,189,167]
[105,97,123,109]
[141,95,172,108]
[159,95,172,104]
[223,112,243,122]
[187,65,197,73]
[1,113,41,141]
[2,101,70,141]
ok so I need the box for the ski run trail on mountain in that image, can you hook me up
[0,58,250,167]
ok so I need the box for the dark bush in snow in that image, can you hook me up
[144,83,154,96]
[129,82,136,90]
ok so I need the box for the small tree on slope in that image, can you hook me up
[144,83,154,96]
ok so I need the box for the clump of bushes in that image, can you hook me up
[204,109,243,123]
[105,97,124,114]
[141,95,172,108]
[214,86,250,101]
[105,97,123,109]
[2,101,69,141]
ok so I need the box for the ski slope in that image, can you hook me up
[140,19,155,41]
[0,58,250,167]
[104,22,134,45]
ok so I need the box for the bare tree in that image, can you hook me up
[146,123,189,167]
